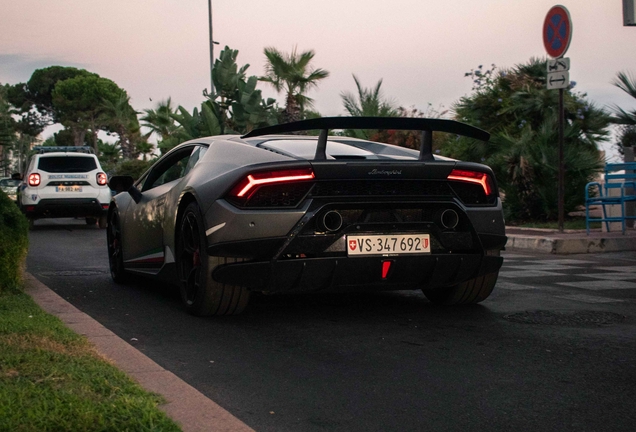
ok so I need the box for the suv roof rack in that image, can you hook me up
[32,146,95,154]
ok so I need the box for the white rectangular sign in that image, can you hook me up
[547,71,570,90]
[547,57,570,73]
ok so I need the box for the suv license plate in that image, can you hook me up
[347,234,430,256]
[56,186,82,192]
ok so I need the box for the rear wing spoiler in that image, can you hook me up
[241,116,490,161]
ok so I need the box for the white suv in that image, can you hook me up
[18,146,111,228]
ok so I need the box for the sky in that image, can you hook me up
[1,0,635,161]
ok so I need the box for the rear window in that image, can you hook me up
[37,156,97,173]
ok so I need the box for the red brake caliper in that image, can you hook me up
[193,249,200,267]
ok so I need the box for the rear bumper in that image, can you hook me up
[23,198,108,218]
[212,253,503,293]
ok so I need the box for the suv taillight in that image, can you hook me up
[28,173,41,187]
[97,172,107,186]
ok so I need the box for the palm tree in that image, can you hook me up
[261,47,329,123]
[101,94,140,159]
[140,98,180,142]
[340,75,398,140]
[611,71,636,125]
[341,74,398,117]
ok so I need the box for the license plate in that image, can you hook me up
[56,186,82,192]
[347,234,431,256]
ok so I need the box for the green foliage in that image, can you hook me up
[261,46,329,122]
[443,58,609,222]
[0,292,180,431]
[97,140,121,165]
[7,66,93,129]
[109,159,154,180]
[164,46,277,146]
[614,125,636,156]
[101,93,143,159]
[0,85,17,175]
[340,75,398,140]
[52,74,127,150]
[141,98,182,153]
[611,71,636,126]
[0,190,28,294]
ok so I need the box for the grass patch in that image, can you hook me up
[0,291,181,432]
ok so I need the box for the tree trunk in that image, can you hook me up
[285,92,301,124]
[72,128,86,147]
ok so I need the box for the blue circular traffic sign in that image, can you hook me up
[543,5,572,58]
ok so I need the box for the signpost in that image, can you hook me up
[543,5,572,233]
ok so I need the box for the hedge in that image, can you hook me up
[0,191,28,293]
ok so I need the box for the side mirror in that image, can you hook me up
[108,175,134,193]
[108,175,142,204]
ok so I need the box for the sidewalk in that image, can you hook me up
[505,226,636,254]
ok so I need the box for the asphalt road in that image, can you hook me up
[26,218,636,432]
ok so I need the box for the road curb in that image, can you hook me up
[23,272,254,432]
[506,233,636,254]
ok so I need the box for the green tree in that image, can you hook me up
[261,46,329,123]
[207,46,276,134]
[0,84,17,176]
[610,71,636,156]
[340,75,398,140]
[52,75,127,151]
[141,98,181,152]
[7,66,93,128]
[443,58,609,222]
[167,46,277,149]
[611,71,636,126]
[101,94,143,159]
[97,140,121,165]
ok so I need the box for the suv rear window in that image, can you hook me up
[37,156,97,173]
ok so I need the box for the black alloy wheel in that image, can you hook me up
[176,202,250,316]
[107,210,128,283]
[178,208,203,308]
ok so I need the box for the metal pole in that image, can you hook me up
[208,0,214,92]
[558,88,565,232]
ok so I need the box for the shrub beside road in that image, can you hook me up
[0,190,181,431]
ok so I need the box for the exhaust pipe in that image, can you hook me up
[320,210,343,232]
[437,209,459,230]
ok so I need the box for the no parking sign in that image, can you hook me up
[543,5,572,58]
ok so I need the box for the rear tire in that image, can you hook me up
[86,217,97,225]
[176,202,250,316]
[98,215,108,229]
[423,271,499,305]
[107,210,128,283]
[27,218,35,230]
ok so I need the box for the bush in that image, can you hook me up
[110,159,154,181]
[0,191,28,293]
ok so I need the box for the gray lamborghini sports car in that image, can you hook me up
[107,117,506,316]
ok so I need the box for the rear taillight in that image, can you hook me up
[227,168,315,208]
[447,169,493,196]
[232,168,315,197]
[97,172,108,186]
[28,173,41,187]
